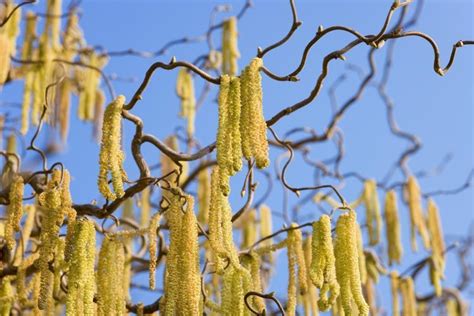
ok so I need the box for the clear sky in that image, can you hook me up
[2,0,473,314]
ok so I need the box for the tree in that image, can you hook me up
[0,0,472,315]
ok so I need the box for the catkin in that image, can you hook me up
[310,215,339,311]
[5,175,24,250]
[240,58,269,169]
[390,271,400,316]
[400,277,417,316]
[197,167,210,224]
[405,176,430,251]
[355,221,367,286]
[44,0,62,50]
[216,75,242,194]
[426,198,445,272]
[163,193,201,315]
[140,186,151,227]
[98,95,127,200]
[222,16,240,76]
[0,33,11,85]
[362,179,382,246]
[148,212,161,289]
[0,276,13,315]
[66,218,96,316]
[334,210,369,316]
[176,68,196,137]
[97,236,126,316]
[385,190,403,265]
[286,224,308,315]
[302,237,320,316]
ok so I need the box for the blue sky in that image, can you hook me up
[2,0,473,313]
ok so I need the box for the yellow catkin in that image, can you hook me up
[163,194,201,315]
[97,236,126,316]
[216,75,242,194]
[176,68,196,137]
[241,209,257,249]
[362,179,382,246]
[160,135,188,188]
[426,199,445,271]
[222,16,240,76]
[56,78,72,141]
[148,212,161,289]
[197,167,210,224]
[98,95,127,200]
[16,253,40,306]
[221,266,243,315]
[385,190,403,265]
[334,210,369,316]
[20,12,38,135]
[0,33,11,85]
[3,2,21,56]
[364,278,377,316]
[66,218,96,316]
[355,222,367,285]
[400,277,417,316]
[240,57,269,169]
[243,252,265,313]
[0,276,14,315]
[5,175,24,250]
[140,186,151,227]
[78,52,107,121]
[310,215,339,311]
[390,271,400,316]
[302,236,320,316]
[286,224,308,315]
[286,225,298,316]
[44,0,62,50]
[14,204,36,266]
[429,258,442,297]
[445,298,462,316]
[406,176,430,251]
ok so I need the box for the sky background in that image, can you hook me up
[1,0,473,314]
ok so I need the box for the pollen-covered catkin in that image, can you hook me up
[406,176,430,251]
[148,212,161,290]
[222,16,240,76]
[240,58,269,169]
[302,236,320,316]
[400,277,417,316]
[163,193,201,315]
[310,215,339,311]
[362,179,382,246]
[0,276,14,315]
[176,68,196,137]
[427,198,445,271]
[334,210,369,316]
[197,167,210,224]
[5,175,24,250]
[286,224,308,315]
[385,190,403,265]
[97,236,126,316]
[98,95,127,200]
[66,218,96,316]
[0,33,11,85]
[390,271,400,316]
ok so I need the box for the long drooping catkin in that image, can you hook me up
[355,221,367,286]
[66,218,96,316]
[148,212,161,290]
[0,33,11,85]
[385,190,403,266]
[0,276,13,315]
[286,224,308,315]
[406,176,430,251]
[5,175,24,250]
[400,277,417,316]
[222,16,240,76]
[240,57,269,169]
[98,95,127,200]
[334,210,369,316]
[362,179,382,246]
[78,53,107,122]
[302,236,320,316]
[197,167,210,224]
[163,193,200,315]
[310,215,339,311]
[426,198,445,297]
[390,271,400,316]
[176,68,196,137]
[97,236,126,316]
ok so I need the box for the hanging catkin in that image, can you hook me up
[405,176,430,251]
[310,215,339,311]
[385,190,403,266]
[286,224,308,316]
[302,236,320,316]
[400,277,417,316]
[0,33,11,85]
[362,179,382,246]
[0,276,13,315]
[334,210,369,316]
[427,198,445,297]
[97,236,126,316]
[148,212,161,290]
[240,57,269,169]
[98,95,127,200]
[163,193,200,315]
[390,271,400,316]
[5,175,24,250]
[222,16,240,76]
[176,68,196,137]
[66,218,96,316]
[197,167,210,224]
[216,75,242,195]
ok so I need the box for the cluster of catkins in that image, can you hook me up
[0,0,107,142]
